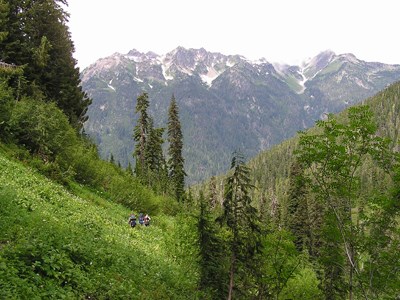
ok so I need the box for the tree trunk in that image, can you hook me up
[349,242,354,300]
[228,253,235,300]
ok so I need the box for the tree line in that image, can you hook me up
[132,92,186,202]
[195,105,400,299]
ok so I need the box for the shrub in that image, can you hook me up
[8,98,77,160]
[0,81,14,137]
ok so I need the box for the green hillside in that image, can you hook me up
[1,2,399,298]
[197,81,400,210]
[249,81,400,202]
[0,150,199,299]
[193,82,400,299]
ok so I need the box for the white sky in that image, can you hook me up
[65,0,400,70]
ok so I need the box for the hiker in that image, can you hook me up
[144,214,151,226]
[138,213,144,225]
[128,213,137,228]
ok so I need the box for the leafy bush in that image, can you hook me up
[0,80,14,137]
[280,267,323,299]
[8,98,77,160]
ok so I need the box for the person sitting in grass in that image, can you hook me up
[144,214,151,226]
[128,213,137,228]
[138,213,144,225]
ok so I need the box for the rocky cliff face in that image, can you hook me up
[81,47,400,183]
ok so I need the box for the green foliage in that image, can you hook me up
[197,192,228,299]
[145,120,169,192]
[0,80,14,136]
[0,0,91,129]
[1,93,171,214]
[356,163,400,299]
[280,267,323,300]
[133,92,150,178]
[167,94,186,202]
[286,160,311,253]
[223,152,257,233]
[0,0,8,43]
[0,153,200,299]
[222,152,261,299]
[33,36,52,69]
[9,98,77,160]
[132,93,169,195]
[193,83,400,299]
[296,105,397,299]
[259,229,301,299]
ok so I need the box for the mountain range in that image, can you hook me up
[80,47,400,184]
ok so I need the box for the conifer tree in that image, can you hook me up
[208,176,218,209]
[0,0,8,43]
[133,92,150,180]
[197,191,228,298]
[145,117,168,191]
[167,94,186,202]
[307,194,324,260]
[222,152,260,299]
[0,0,91,129]
[286,160,311,253]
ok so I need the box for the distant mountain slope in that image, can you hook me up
[196,81,400,210]
[81,47,400,183]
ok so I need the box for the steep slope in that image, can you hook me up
[206,81,400,207]
[0,150,199,298]
[81,47,400,183]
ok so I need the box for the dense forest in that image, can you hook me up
[0,0,399,299]
[194,83,400,299]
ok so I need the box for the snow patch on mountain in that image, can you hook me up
[200,66,223,86]
[226,60,236,68]
[161,58,174,81]
[108,79,116,91]
[126,54,143,63]
[162,65,174,80]
[297,69,307,94]
[252,58,269,65]
[354,77,370,89]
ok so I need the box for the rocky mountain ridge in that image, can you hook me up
[81,47,400,183]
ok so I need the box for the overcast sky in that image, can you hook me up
[66,0,400,70]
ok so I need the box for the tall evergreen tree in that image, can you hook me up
[133,92,150,180]
[222,152,260,299]
[286,160,311,253]
[167,94,186,202]
[208,176,218,209]
[197,191,228,299]
[0,0,91,129]
[145,117,168,191]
